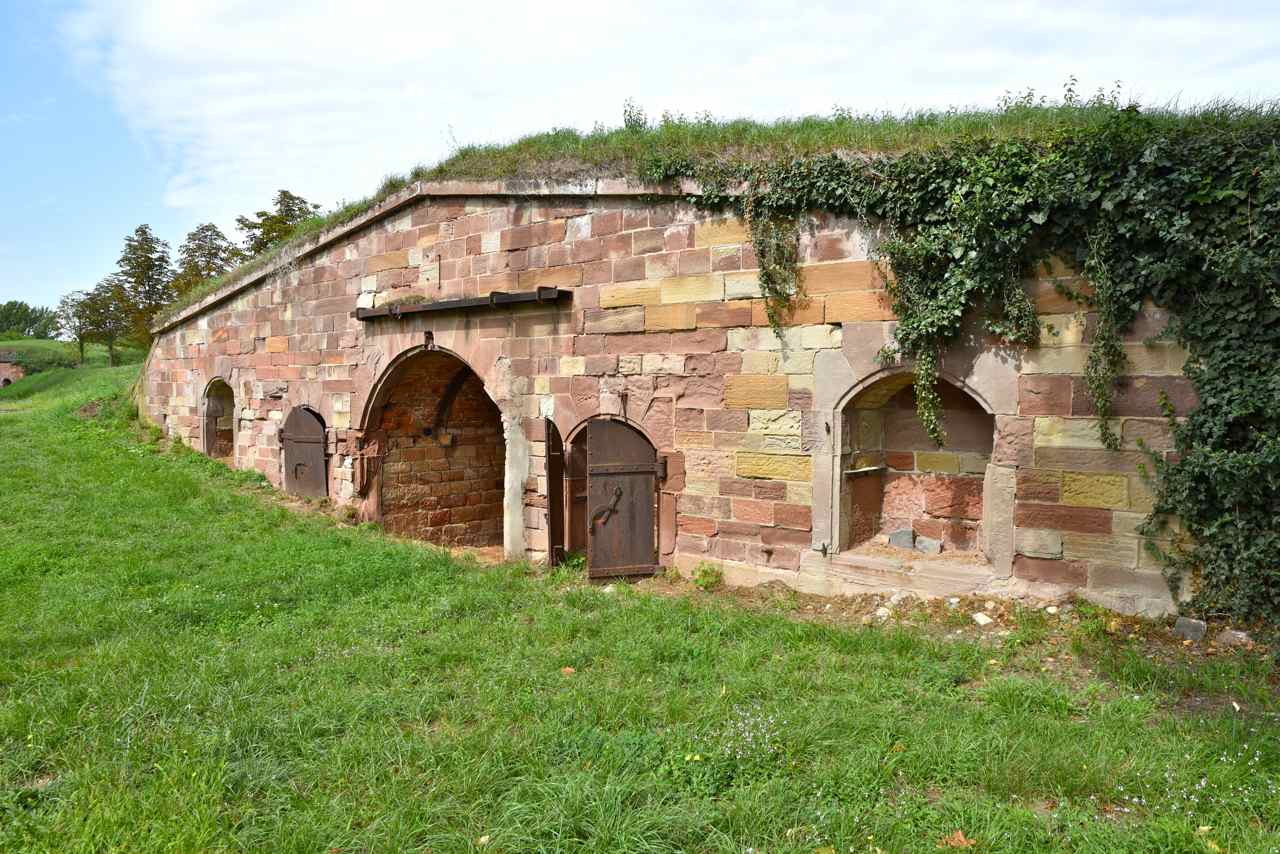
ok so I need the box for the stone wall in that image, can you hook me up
[142,180,1191,616]
[0,361,23,386]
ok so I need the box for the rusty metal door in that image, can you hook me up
[203,391,232,458]
[282,407,328,498]
[585,419,658,577]
[545,418,566,567]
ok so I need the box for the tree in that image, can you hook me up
[236,190,321,256]
[81,276,132,366]
[173,222,243,296]
[117,224,175,341]
[56,291,92,363]
[0,300,58,338]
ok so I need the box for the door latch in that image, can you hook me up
[591,485,623,527]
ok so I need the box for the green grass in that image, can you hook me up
[0,336,146,373]
[1,369,1278,852]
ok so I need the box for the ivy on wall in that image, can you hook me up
[643,107,1280,623]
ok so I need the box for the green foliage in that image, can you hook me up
[236,189,321,255]
[0,301,57,338]
[117,223,176,339]
[172,222,244,296]
[693,561,724,592]
[637,97,1280,624]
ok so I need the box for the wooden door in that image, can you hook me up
[282,407,328,498]
[545,418,566,566]
[585,419,658,577]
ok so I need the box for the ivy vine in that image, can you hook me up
[641,107,1280,624]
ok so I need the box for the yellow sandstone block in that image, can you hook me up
[824,290,896,322]
[723,375,790,409]
[694,217,749,247]
[1061,472,1129,509]
[660,274,724,304]
[736,451,812,482]
[366,250,409,274]
[1034,417,1116,449]
[916,451,960,473]
[800,260,880,294]
[265,336,289,353]
[600,283,661,308]
[645,303,697,331]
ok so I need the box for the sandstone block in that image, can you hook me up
[1034,416,1117,449]
[748,409,802,436]
[1015,527,1063,558]
[1014,502,1112,534]
[266,336,289,353]
[366,250,409,273]
[916,451,960,474]
[560,356,586,376]
[774,503,812,530]
[736,451,812,482]
[780,349,816,374]
[1018,375,1073,415]
[724,271,762,300]
[642,353,686,375]
[1061,472,1129,509]
[518,266,583,289]
[732,498,775,525]
[694,217,749,247]
[645,303,698,331]
[695,303,752,327]
[724,375,789,409]
[600,283,661,307]
[1013,555,1087,585]
[583,306,645,334]
[1016,469,1062,502]
[800,260,879,294]
[1037,313,1088,346]
[922,476,983,519]
[660,274,724,304]
[822,290,897,322]
[1063,533,1138,567]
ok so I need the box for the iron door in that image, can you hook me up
[585,419,658,577]
[203,394,231,458]
[545,418,566,567]
[282,408,328,498]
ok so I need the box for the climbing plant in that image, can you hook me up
[641,104,1280,623]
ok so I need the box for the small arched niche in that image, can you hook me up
[839,373,994,555]
[202,378,236,461]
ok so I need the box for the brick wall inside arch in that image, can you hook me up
[377,351,505,546]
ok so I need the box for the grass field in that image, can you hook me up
[0,336,146,373]
[1,368,1277,852]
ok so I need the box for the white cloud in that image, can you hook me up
[61,0,1280,231]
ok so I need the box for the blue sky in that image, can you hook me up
[2,0,1278,309]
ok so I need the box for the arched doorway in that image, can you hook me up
[1,378,11,387]
[839,373,994,554]
[562,418,659,578]
[365,349,506,547]
[282,407,327,498]
[202,378,236,461]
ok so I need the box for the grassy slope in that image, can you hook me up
[1,369,1277,852]
[0,336,146,372]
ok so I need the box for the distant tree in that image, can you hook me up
[81,276,133,366]
[173,222,243,296]
[236,190,321,256]
[0,300,58,338]
[56,291,92,363]
[117,224,175,341]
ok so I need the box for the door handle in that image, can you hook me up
[590,485,623,527]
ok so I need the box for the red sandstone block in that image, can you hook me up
[1016,469,1062,502]
[1019,375,1072,415]
[705,409,748,432]
[676,407,705,429]
[605,333,672,355]
[605,233,632,259]
[678,249,711,275]
[712,247,742,272]
[885,451,915,470]
[678,514,717,536]
[718,478,755,497]
[762,526,810,548]
[774,503,812,530]
[712,538,749,562]
[669,329,727,353]
[623,208,649,230]
[993,416,1034,467]
[1014,502,1112,534]
[696,303,752,328]
[585,355,618,375]
[633,228,664,255]
[912,517,977,550]
[1013,554,1087,586]
[613,256,646,282]
[752,480,787,501]
[546,243,571,267]
[572,239,605,263]
[718,519,765,541]
[592,210,622,236]
[810,233,850,262]
[583,260,612,286]
[922,476,984,520]
[664,225,693,252]
[1071,375,1198,417]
